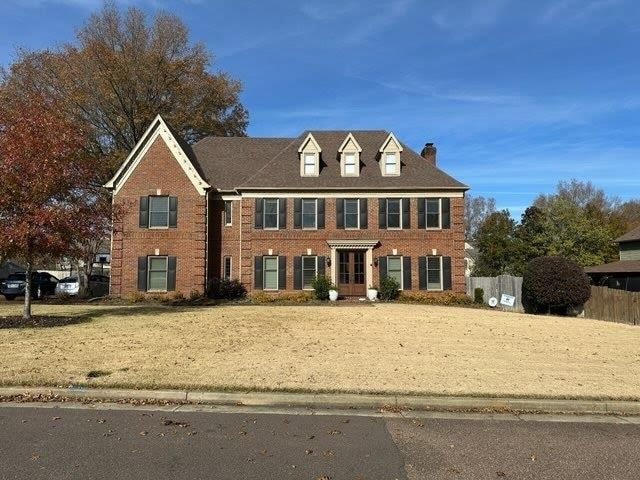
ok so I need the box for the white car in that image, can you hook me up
[55,275,109,297]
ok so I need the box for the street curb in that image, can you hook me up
[1,386,640,415]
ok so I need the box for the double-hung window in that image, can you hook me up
[263,256,279,290]
[344,199,360,229]
[387,199,401,229]
[303,153,317,176]
[302,199,317,229]
[302,256,318,290]
[149,196,170,228]
[344,153,357,176]
[148,256,168,291]
[426,198,441,229]
[384,153,399,175]
[427,256,443,290]
[387,256,403,289]
[263,199,279,229]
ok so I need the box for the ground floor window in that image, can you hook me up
[223,256,232,280]
[427,256,443,290]
[148,256,168,291]
[386,255,403,289]
[302,256,318,289]
[263,256,279,290]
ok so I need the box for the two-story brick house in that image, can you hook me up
[105,115,468,297]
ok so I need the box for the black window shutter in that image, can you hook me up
[418,256,427,290]
[167,256,177,291]
[443,256,452,290]
[378,199,387,229]
[336,199,345,229]
[254,256,263,289]
[293,256,302,290]
[137,256,147,291]
[279,198,287,229]
[378,256,388,281]
[254,199,263,229]
[418,199,426,229]
[317,256,326,277]
[360,198,368,229]
[442,198,451,229]
[403,256,412,290]
[139,196,149,228]
[317,198,325,229]
[402,198,411,229]
[169,197,178,228]
[278,256,286,290]
[294,199,302,229]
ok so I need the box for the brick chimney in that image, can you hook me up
[420,142,436,165]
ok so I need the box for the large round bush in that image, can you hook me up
[522,256,591,315]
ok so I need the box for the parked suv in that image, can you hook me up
[55,275,109,297]
[0,272,59,300]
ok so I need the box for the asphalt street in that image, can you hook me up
[1,404,640,479]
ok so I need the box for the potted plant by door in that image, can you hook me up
[367,285,378,301]
[329,287,339,301]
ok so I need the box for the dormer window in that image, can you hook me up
[338,133,362,177]
[379,132,403,177]
[298,132,321,177]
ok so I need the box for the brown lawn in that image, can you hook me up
[0,302,639,399]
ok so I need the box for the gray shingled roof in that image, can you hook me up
[616,225,640,243]
[584,260,640,274]
[190,130,467,191]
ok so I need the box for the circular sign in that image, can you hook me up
[488,297,498,307]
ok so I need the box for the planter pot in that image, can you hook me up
[367,289,378,301]
[328,289,339,301]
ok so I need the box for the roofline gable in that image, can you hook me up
[378,132,403,153]
[297,132,322,153]
[103,115,210,196]
[338,133,363,153]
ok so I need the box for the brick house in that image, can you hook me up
[105,115,468,297]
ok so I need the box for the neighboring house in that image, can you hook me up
[104,115,468,297]
[0,259,25,281]
[464,242,477,277]
[585,225,640,292]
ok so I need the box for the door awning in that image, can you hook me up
[326,240,379,250]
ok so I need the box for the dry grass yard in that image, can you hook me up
[1,302,639,400]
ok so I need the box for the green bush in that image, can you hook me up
[311,275,335,301]
[207,278,247,300]
[522,256,591,315]
[379,275,400,301]
[474,287,484,304]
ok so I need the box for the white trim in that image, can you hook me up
[343,198,360,230]
[220,194,241,201]
[263,255,279,291]
[224,200,233,226]
[338,133,363,153]
[341,151,360,177]
[301,255,318,290]
[297,132,322,153]
[300,152,319,177]
[386,255,404,290]
[263,198,280,230]
[326,239,379,249]
[104,115,210,196]
[382,152,400,177]
[147,255,168,293]
[378,132,403,153]
[241,191,463,198]
[301,198,318,230]
[386,198,403,230]
[425,198,443,230]
[426,255,444,291]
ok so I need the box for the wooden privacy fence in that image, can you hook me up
[466,275,523,312]
[584,286,640,325]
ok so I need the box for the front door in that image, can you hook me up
[338,250,366,296]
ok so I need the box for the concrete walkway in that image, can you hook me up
[2,386,640,416]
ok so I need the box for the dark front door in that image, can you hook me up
[338,250,366,296]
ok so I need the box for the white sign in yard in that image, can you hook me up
[500,294,516,307]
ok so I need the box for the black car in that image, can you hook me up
[0,272,59,300]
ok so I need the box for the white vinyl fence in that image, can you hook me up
[467,275,524,312]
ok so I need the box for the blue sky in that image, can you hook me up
[1,0,639,218]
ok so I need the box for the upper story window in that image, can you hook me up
[379,198,410,229]
[339,133,362,177]
[224,201,232,226]
[302,198,317,229]
[344,199,360,229]
[139,195,177,229]
[418,197,451,230]
[298,133,321,177]
[264,198,279,229]
[386,198,401,228]
[337,198,367,229]
[378,132,403,177]
[426,198,441,228]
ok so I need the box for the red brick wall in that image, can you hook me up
[110,136,206,297]
[228,196,466,294]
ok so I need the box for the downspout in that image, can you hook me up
[204,189,210,294]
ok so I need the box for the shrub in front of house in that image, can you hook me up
[311,275,335,301]
[399,291,476,306]
[474,287,484,304]
[250,291,314,304]
[206,278,247,300]
[522,256,591,315]
[379,275,400,301]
